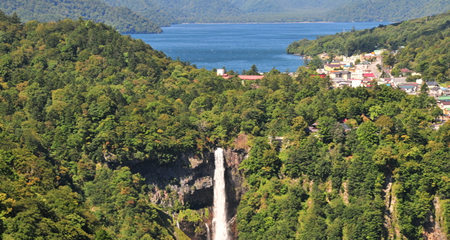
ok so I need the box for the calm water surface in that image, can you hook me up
[130,22,388,73]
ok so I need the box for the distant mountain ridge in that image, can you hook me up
[122,0,450,24]
[103,0,244,25]
[325,0,450,22]
[0,0,162,33]
[112,0,349,23]
[2,0,450,33]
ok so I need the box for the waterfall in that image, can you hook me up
[174,214,180,230]
[213,148,229,240]
[206,223,211,240]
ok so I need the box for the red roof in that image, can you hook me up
[363,73,375,77]
[310,74,327,78]
[238,75,264,80]
[325,64,343,67]
[222,75,264,80]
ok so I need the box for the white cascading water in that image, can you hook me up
[206,223,211,240]
[213,148,229,240]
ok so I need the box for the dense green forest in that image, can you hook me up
[102,0,244,25]
[104,0,450,24]
[4,0,450,30]
[287,11,450,82]
[0,12,180,239]
[100,0,174,27]
[0,0,162,33]
[326,0,450,22]
[0,10,450,240]
[237,78,450,239]
[102,0,340,24]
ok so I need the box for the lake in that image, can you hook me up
[130,22,388,73]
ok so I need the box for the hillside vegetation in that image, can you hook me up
[0,12,178,239]
[0,0,162,33]
[101,0,174,27]
[326,0,450,22]
[0,11,450,240]
[3,0,450,30]
[145,0,450,23]
[287,11,450,81]
[101,0,345,23]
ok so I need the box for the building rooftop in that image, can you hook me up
[363,73,375,78]
[237,75,264,80]
[221,74,264,80]
[399,85,416,88]
[401,68,413,73]
[392,77,407,83]
[438,96,450,101]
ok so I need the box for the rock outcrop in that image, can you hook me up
[132,151,215,209]
[224,148,248,239]
[130,147,248,239]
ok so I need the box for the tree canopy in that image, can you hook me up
[0,11,449,239]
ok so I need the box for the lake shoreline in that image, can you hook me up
[132,22,388,72]
[178,21,338,25]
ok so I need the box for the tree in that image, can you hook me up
[391,67,400,77]
[420,82,429,94]
[356,121,378,146]
[289,116,308,142]
[240,137,281,183]
[317,116,337,144]
[11,12,21,24]
[368,105,382,120]
[307,56,324,70]
[245,64,260,75]
[95,229,113,240]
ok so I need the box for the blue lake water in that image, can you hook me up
[130,22,388,73]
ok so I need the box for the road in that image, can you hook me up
[368,57,383,79]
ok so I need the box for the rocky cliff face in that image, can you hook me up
[132,151,215,209]
[224,148,248,239]
[423,197,447,240]
[383,174,447,240]
[130,147,248,239]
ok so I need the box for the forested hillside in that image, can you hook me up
[0,12,178,239]
[237,77,450,239]
[0,0,162,33]
[0,10,450,240]
[122,0,450,23]
[326,0,450,22]
[101,0,174,27]
[230,0,346,14]
[3,0,450,29]
[287,11,450,81]
[104,0,245,24]
[102,0,344,23]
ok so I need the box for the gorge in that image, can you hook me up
[213,148,230,240]
[129,146,248,239]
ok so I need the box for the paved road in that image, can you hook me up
[368,57,382,79]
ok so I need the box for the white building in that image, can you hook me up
[217,69,225,76]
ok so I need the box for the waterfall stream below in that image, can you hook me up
[213,148,229,240]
